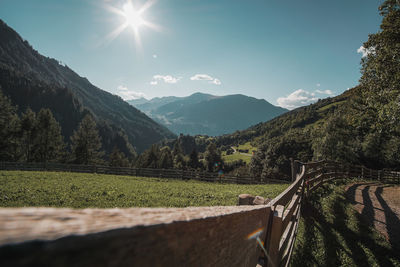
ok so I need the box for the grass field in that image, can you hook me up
[236,142,257,152]
[292,180,400,266]
[0,171,288,208]
[222,141,257,164]
[222,152,252,163]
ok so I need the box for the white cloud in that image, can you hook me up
[316,83,321,87]
[118,85,128,91]
[152,54,157,59]
[277,88,336,110]
[190,74,213,81]
[277,89,318,110]
[150,81,158,85]
[316,89,333,95]
[190,74,222,85]
[152,75,181,84]
[357,46,375,58]
[210,78,221,85]
[117,85,146,100]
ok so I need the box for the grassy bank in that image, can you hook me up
[292,180,400,266]
[0,170,288,208]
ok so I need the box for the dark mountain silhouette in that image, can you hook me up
[0,19,175,155]
[130,92,288,136]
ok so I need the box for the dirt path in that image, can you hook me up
[345,182,400,250]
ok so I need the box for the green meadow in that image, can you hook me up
[0,170,288,208]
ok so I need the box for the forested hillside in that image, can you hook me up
[0,19,175,156]
[218,1,400,179]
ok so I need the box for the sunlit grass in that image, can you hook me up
[222,152,252,163]
[0,171,288,208]
[236,142,257,152]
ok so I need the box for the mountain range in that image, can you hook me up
[0,19,175,155]
[128,93,288,136]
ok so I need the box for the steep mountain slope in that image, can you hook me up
[217,89,353,148]
[215,86,399,179]
[130,92,288,136]
[0,19,175,154]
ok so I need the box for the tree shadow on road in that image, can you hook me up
[291,183,400,266]
[375,186,400,251]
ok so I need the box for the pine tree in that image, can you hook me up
[70,114,104,165]
[172,141,183,156]
[146,144,160,168]
[188,149,200,169]
[20,108,37,162]
[159,146,173,169]
[0,90,19,161]
[33,109,65,163]
[7,114,22,161]
[173,153,186,169]
[204,143,222,172]
[109,146,130,167]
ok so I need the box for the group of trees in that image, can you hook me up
[134,142,224,172]
[0,89,228,172]
[313,0,400,169]
[224,0,400,179]
[0,90,108,165]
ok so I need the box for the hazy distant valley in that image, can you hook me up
[128,93,288,136]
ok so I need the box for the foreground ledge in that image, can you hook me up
[0,206,270,267]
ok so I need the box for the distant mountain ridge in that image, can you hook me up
[0,19,175,155]
[128,92,288,136]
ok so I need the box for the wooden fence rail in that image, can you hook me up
[0,160,397,267]
[0,161,288,184]
[240,159,398,266]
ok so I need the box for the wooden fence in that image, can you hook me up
[0,161,288,184]
[0,160,397,267]
[257,160,399,267]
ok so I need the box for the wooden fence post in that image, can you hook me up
[290,158,295,182]
[268,205,284,266]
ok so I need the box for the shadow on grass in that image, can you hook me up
[375,186,400,251]
[292,183,400,266]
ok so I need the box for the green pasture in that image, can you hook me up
[0,171,288,208]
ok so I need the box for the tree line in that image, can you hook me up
[0,90,235,173]
[0,90,107,165]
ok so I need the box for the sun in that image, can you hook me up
[105,0,160,47]
[122,2,145,31]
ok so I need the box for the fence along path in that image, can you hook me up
[0,160,397,267]
[0,161,288,184]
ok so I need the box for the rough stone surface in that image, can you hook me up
[238,194,255,205]
[238,194,271,206]
[253,196,265,205]
[0,206,271,267]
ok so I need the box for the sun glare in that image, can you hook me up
[122,2,144,31]
[104,0,160,48]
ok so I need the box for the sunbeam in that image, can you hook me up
[104,0,160,48]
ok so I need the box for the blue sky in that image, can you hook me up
[0,0,383,109]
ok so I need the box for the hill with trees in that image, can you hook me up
[217,0,400,180]
[129,92,288,136]
[0,19,175,157]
